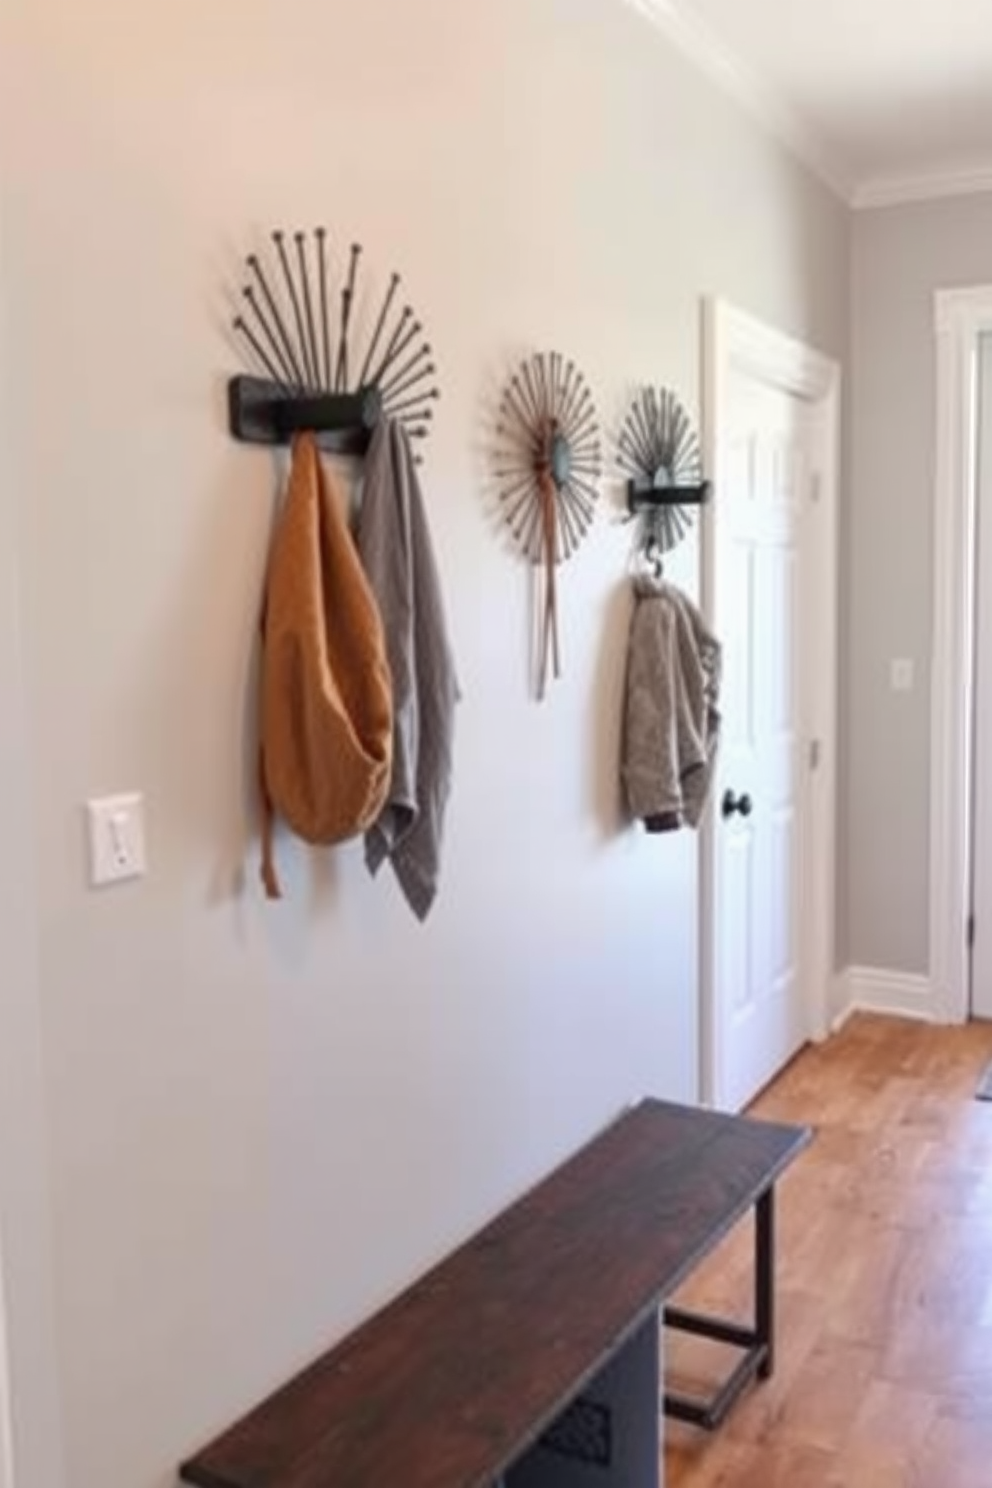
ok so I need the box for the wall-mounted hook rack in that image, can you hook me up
[228,228,439,457]
[229,379,384,456]
[618,387,710,561]
[625,478,712,514]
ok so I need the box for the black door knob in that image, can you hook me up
[722,790,754,820]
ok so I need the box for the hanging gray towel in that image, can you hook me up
[621,576,721,833]
[356,421,459,919]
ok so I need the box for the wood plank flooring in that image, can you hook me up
[664,1013,992,1488]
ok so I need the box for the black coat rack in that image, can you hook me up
[229,229,439,456]
[618,387,710,562]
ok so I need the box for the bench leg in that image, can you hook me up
[756,1186,775,1381]
[663,1183,778,1430]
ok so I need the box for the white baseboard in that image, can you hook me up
[834,966,939,1027]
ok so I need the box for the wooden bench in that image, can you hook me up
[180,1099,810,1488]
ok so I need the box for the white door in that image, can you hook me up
[705,364,818,1112]
[970,334,992,1020]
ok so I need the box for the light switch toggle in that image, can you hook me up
[87,793,147,887]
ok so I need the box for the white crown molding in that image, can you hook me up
[623,0,854,202]
[854,163,992,211]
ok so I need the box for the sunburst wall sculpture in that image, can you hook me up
[228,228,440,458]
[492,352,602,699]
[618,387,710,567]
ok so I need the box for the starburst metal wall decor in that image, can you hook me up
[618,387,710,563]
[228,228,439,458]
[492,352,602,699]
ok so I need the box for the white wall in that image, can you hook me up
[0,1,847,1485]
[849,193,992,975]
[0,228,65,1487]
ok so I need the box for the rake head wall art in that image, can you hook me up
[492,353,602,700]
[228,228,440,458]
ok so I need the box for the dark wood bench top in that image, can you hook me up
[180,1098,810,1488]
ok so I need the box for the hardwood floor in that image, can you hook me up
[664,1013,992,1488]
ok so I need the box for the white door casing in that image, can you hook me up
[970,336,992,1019]
[932,288,992,1025]
[701,301,839,1112]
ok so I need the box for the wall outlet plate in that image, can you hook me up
[87,793,147,887]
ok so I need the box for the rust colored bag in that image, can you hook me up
[258,433,393,897]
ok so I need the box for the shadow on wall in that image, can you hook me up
[588,578,634,842]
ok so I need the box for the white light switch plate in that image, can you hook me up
[87,793,147,887]
[890,658,915,693]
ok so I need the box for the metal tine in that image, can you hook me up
[563,477,596,521]
[234,316,289,388]
[503,476,537,523]
[548,352,562,420]
[636,388,656,459]
[536,354,551,421]
[554,501,575,565]
[632,398,655,473]
[558,361,577,429]
[369,307,413,388]
[502,379,534,436]
[383,387,440,420]
[497,463,534,500]
[521,360,543,429]
[569,404,598,449]
[316,228,332,391]
[530,354,545,423]
[372,312,419,387]
[569,473,601,511]
[571,436,602,464]
[243,286,297,387]
[359,272,401,389]
[335,243,362,392]
[560,366,585,430]
[571,432,602,459]
[273,231,313,390]
[563,383,592,439]
[515,368,540,427]
[386,363,437,411]
[624,409,654,473]
[556,486,582,557]
[516,490,543,558]
[247,252,305,387]
[555,353,569,420]
[546,354,560,423]
[295,232,321,391]
[648,386,662,448]
[505,481,539,531]
[619,427,647,470]
[381,346,432,401]
[393,406,435,430]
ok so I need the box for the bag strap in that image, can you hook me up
[257,592,283,901]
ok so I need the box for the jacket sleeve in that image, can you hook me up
[679,598,722,829]
[622,594,684,826]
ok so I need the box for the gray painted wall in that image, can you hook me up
[849,193,992,974]
[0,1,847,1483]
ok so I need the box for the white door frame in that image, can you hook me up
[700,299,840,1107]
[930,287,992,1025]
